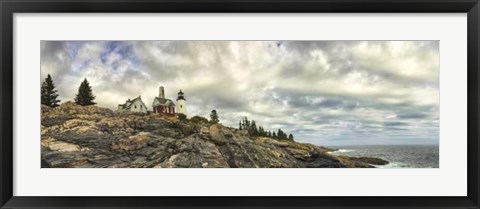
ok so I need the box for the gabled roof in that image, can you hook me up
[119,96,146,110]
[152,97,175,107]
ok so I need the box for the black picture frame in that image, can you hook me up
[1,0,479,208]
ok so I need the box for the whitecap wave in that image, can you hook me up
[335,149,353,153]
[375,162,409,168]
[327,149,354,155]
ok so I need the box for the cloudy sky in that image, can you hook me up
[41,41,439,146]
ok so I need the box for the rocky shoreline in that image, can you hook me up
[41,102,388,168]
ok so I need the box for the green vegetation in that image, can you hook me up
[190,115,209,124]
[239,116,294,141]
[177,113,187,121]
[210,109,219,124]
[41,74,61,107]
[74,78,96,106]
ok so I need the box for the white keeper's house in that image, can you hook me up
[117,96,148,113]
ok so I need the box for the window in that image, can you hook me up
[134,105,137,109]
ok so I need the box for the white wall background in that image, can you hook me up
[13,13,467,196]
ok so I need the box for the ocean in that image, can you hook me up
[329,144,439,168]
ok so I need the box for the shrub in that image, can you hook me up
[190,115,209,124]
[177,113,187,121]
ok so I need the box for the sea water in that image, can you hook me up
[329,144,439,168]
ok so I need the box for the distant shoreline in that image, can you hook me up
[327,144,439,168]
[323,144,439,147]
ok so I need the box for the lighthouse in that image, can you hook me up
[176,89,186,115]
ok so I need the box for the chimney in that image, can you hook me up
[159,86,165,98]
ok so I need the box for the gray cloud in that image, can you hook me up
[397,113,430,119]
[384,122,409,127]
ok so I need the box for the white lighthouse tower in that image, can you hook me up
[176,89,186,116]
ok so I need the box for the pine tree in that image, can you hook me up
[250,120,258,136]
[41,74,61,107]
[74,78,96,106]
[244,117,250,128]
[239,121,243,130]
[277,129,288,139]
[210,110,219,124]
[288,133,294,141]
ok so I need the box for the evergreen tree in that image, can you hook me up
[210,110,219,124]
[277,129,288,139]
[74,78,96,106]
[250,120,258,136]
[41,74,61,107]
[258,126,264,136]
[237,115,295,140]
[244,117,250,128]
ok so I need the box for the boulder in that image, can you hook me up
[209,125,226,145]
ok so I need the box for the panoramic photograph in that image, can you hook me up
[40,40,439,168]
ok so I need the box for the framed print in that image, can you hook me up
[39,40,439,169]
[1,0,479,209]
